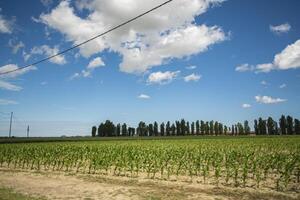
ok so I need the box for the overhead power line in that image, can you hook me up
[0,0,173,76]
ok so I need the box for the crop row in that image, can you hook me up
[0,138,299,191]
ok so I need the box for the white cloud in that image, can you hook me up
[0,64,36,91]
[256,40,300,73]
[41,81,48,85]
[279,83,286,89]
[237,40,300,73]
[0,80,22,91]
[273,40,300,70]
[255,63,274,73]
[41,0,53,7]
[242,103,251,108]
[255,95,286,104]
[261,80,268,85]
[270,23,291,34]
[147,70,180,85]
[184,73,201,82]
[186,65,197,70]
[137,94,150,99]
[38,0,227,73]
[87,57,105,69]
[0,64,36,79]
[71,57,105,80]
[29,45,66,65]
[0,14,13,34]
[69,72,81,80]
[235,63,254,72]
[0,99,18,105]
[8,39,25,54]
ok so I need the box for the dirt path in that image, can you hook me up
[0,169,298,200]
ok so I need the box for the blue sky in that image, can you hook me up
[0,0,300,137]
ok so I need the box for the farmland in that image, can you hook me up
[0,136,299,195]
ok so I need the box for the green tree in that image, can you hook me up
[154,121,159,136]
[175,121,180,136]
[166,121,170,136]
[295,119,300,135]
[200,120,205,135]
[137,121,147,136]
[160,122,165,136]
[237,123,244,135]
[218,123,223,135]
[258,118,267,135]
[214,121,219,135]
[91,126,97,137]
[209,121,214,135]
[148,123,154,136]
[121,123,127,136]
[180,119,186,135]
[171,124,176,136]
[231,125,235,135]
[244,120,250,135]
[279,115,287,135]
[191,122,195,135]
[205,122,209,135]
[186,121,190,135]
[116,123,121,136]
[196,120,200,135]
[286,115,294,134]
[98,123,103,137]
[254,119,258,135]
[267,117,275,135]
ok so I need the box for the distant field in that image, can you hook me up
[0,136,299,194]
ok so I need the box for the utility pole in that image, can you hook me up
[9,112,13,138]
[27,125,30,138]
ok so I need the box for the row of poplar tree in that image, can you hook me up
[91,115,300,137]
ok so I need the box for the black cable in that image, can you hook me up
[0,0,173,76]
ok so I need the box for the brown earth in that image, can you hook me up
[0,168,298,200]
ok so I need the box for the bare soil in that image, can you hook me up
[0,168,298,200]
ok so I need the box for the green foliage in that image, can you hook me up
[1,137,299,191]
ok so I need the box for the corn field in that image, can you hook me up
[0,136,299,191]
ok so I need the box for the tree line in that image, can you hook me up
[91,115,300,137]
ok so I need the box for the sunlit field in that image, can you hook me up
[1,136,299,192]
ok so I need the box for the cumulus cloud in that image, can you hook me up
[260,80,268,85]
[255,63,274,73]
[0,64,36,91]
[38,0,227,73]
[69,70,92,80]
[71,57,105,80]
[184,73,201,82]
[0,64,36,79]
[147,70,180,85]
[8,39,25,54]
[0,13,14,34]
[270,23,291,34]
[235,63,254,72]
[0,99,18,105]
[186,65,197,70]
[242,103,251,108]
[69,72,81,80]
[87,57,105,69]
[29,45,66,65]
[237,40,300,73]
[255,95,286,104]
[137,94,150,99]
[279,83,286,89]
[0,80,22,91]
[40,0,53,7]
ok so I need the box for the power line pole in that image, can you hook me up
[27,125,29,138]
[9,112,13,138]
